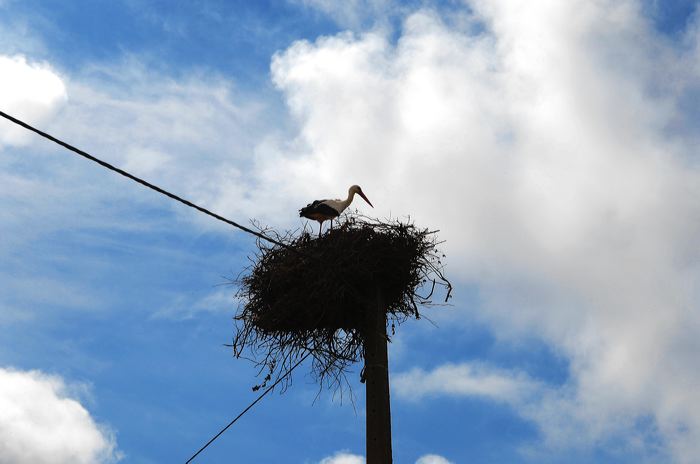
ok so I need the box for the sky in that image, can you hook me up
[1,0,700,463]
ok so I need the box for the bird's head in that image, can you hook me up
[350,185,373,208]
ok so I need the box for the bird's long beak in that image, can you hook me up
[359,191,374,208]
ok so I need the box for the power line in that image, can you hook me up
[0,110,315,460]
[185,351,313,463]
[0,110,291,250]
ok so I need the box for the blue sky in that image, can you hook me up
[2,1,700,463]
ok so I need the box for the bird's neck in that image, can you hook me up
[340,190,356,210]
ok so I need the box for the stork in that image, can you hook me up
[300,185,374,237]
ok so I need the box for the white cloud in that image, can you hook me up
[319,451,365,464]
[415,455,454,464]
[394,362,540,403]
[0,54,67,146]
[0,367,119,464]
[266,1,700,462]
[394,360,672,457]
[318,451,453,464]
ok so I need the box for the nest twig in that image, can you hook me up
[230,213,452,394]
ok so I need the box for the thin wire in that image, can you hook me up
[0,110,292,250]
[185,350,313,463]
[0,111,321,458]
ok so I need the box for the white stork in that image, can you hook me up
[299,185,374,237]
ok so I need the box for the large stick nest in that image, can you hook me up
[231,214,451,393]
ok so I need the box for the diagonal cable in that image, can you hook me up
[1,110,320,460]
[0,109,292,250]
[185,350,313,463]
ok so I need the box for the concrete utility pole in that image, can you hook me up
[364,289,393,463]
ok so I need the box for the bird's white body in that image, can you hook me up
[318,196,354,216]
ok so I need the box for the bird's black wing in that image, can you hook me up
[299,200,340,218]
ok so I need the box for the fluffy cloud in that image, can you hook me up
[393,360,654,454]
[319,451,365,464]
[0,367,119,464]
[415,455,454,464]
[394,362,540,404]
[317,451,453,464]
[267,1,700,461]
[0,54,66,146]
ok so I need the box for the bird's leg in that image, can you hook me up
[318,221,322,238]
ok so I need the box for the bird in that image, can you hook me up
[299,185,374,237]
